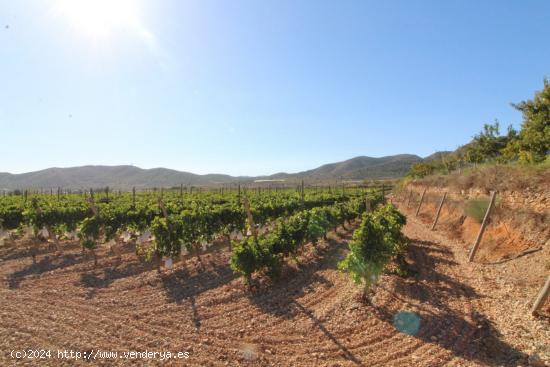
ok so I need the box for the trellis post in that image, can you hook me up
[415,187,427,217]
[531,275,550,316]
[431,192,447,230]
[468,190,497,262]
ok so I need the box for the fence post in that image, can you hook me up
[531,275,550,316]
[431,192,447,230]
[468,190,497,262]
[415,187,427,217]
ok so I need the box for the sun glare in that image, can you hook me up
[54,0,143,40]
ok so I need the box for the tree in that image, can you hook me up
[465,144,484,165]
[407,162,436,178]
[513,78,550,163]
[498,125,521,163]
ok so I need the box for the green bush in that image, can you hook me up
[464,198,489,223]
[151,216,183,259]
[338,204,406,300]
[78,216,101,250]
[230,237,263,282]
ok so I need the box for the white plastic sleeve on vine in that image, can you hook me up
[165,258,173,269]
[24,226,33,237]
[136,237,143,245]
[121,231,131,242]
[39,227,49,238]
[138,230,151,244]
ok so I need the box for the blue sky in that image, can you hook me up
[1,0,549,175]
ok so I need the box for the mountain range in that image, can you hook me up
[0,154,425,190]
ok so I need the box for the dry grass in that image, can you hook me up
[410,164,550,193]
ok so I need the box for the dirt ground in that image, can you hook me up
[1,212,548,366]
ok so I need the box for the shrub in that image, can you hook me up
[230,237,262,283]
[464,198,490,223]
[151,216,183,260]
[230,236,281,283]
[339,204,406,300]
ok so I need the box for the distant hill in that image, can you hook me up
[266,154,422,182]
[0,154,423,190]
[423,151,453,162]
[0,166,247,190]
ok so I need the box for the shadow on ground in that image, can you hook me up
[7,253,81,289]
[374,237,528,366]
[247,230,366,366]
[78,259,156,298]
[159,253,238,331]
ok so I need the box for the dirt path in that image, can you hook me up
[0,215,548,366]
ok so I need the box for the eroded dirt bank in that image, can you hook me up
[394,186,550,263]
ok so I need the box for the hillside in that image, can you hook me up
[0,166,246,190]
[0,154,423,189]
[268,154,422,181]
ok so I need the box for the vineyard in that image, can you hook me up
[0,187,396,282]
[0,187,547,366]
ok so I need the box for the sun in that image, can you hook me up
[54,0,143,40]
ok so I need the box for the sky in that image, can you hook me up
[0,0,549,176]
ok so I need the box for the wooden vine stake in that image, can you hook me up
[242,197,257,239]
[157,197,169,220]
[86,195,99,266]
[406,190,413,208]
[237,183,241,205]
[468,190,497,262]
[431,192,447,231]
[531,275,550,316]
[415,187,427,217]
[157,197,176,272]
